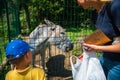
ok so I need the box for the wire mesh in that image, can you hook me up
[0,0,98,80]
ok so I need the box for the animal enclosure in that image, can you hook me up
[0,0,98,80]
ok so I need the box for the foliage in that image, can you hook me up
[0,0,5,16]
[0,65,11,80]
[9,0,88,35]
[3,0,97,36]
[66,18,96,42]
[0,1,99,79]
[0,0,97,56]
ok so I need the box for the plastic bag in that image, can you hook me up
[70,49,106,80]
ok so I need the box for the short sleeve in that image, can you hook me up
[32,68,47,80]
[111,1,120,28]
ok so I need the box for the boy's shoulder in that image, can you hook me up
[6,70,15,77]
[6,67,46,80]
[31,67,45,73]
[6,67,45,76]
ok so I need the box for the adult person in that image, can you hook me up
[5,39,46,80]
[78,0,120,80]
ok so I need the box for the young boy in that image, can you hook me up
[5,39,46,80]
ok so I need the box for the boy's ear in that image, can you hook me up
[25,51,30,58]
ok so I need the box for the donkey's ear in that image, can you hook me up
[44,18,55,26]
[63,29,66,32]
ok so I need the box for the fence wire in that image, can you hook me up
[0,0,97,80]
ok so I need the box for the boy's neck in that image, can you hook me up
[16,64,30,70]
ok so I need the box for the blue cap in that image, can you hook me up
[6,39,34,61]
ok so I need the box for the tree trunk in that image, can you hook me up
[24,4,31,31]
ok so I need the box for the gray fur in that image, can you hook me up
[29,19,73,68]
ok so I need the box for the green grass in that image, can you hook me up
[66,27,95,56]
[67,28,101,57]
[66,27,94,42]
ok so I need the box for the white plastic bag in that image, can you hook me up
[70,49,106,80]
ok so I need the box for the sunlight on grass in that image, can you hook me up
[66,27,95,56]
[67,28,94,42]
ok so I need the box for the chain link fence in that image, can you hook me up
[0,0,97,80]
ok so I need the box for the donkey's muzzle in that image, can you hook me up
[66,43,73,52]
[62,42,73,52]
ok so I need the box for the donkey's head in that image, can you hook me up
[44,19,73,52]
[29,19,73,52]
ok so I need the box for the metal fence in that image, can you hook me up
[0,0,96,80]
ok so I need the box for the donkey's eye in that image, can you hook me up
[60,32,65,34]
[51,28,55,31]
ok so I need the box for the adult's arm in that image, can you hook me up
[83,43,120,53]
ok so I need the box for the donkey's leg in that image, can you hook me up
[48,44,52,58]
[31,51,35,67]
[41,50,46,70]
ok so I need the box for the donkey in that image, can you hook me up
[29,19,73,69]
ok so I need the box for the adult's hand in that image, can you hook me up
[82,43,120,53]
[82,43,100,52]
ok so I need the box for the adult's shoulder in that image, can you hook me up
[111,0,120,16]
[112,0,120,9]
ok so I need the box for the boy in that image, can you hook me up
[5,39,46,80]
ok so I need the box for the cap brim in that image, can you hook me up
[29,46,34,49]
[7,57,17,61]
